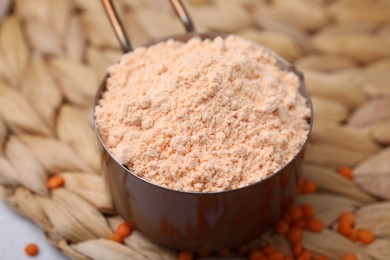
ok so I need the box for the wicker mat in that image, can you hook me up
[0,0,390,259]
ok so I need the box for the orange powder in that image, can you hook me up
[95,35,310,192]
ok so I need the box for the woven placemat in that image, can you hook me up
[0,0,390,259]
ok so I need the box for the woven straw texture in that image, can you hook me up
[1,0,390,259]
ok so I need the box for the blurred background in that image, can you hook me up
[0,0,389,259]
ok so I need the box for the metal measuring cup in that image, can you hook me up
[95,0,313,251]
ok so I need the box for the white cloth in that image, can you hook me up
[0,200,68,260]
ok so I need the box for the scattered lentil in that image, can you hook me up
[24,243,39,257]
[47,175,65,189]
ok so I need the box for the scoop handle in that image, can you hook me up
[169,0,195,33]
[101,0,195,53]
[101,0,132,53]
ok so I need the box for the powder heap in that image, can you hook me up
[95,35,310,192]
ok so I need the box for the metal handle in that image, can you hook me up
[101,0,132,53]
[169,0,195,33]
[101,0,195,53]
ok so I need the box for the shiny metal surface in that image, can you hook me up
[169,0,195,32]
[102,0,194,52]
[101,0,132,53]
[93,33,313,251]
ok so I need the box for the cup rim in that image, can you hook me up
[93,32,314,195]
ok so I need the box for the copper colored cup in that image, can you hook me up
[93,31,313,251]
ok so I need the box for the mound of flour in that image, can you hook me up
[95,35,310,192]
